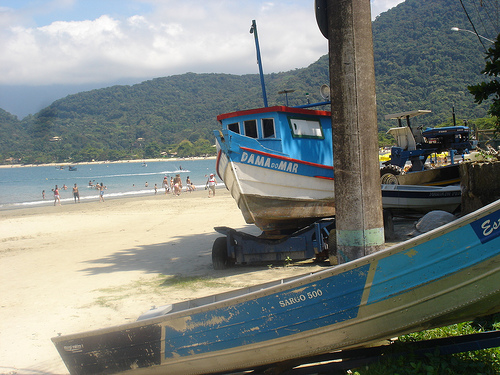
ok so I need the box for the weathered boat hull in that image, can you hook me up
[396,164,460,186]
[217,149,461,230]
[53,199,500,374]
[216,150,335,231]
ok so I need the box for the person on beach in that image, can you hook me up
[42,190,45,200]
[53,185,61,206]
[98,182,106,202]
[72,183,80,203]
[173,174,182,196]
[206,174,217,197]
[186,176,193,192]
[154,184,158,194]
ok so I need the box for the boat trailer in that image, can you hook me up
[212,218,336,269]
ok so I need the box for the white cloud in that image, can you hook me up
[371,0,403,20]
[0,0,400,86]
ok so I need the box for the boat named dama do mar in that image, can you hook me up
[52,198,500,374]
[214,106,462,232]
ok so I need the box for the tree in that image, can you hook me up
[468,36,500,132]
[176,140,194,158]
[193,138,216,155]
[144,142,161,158]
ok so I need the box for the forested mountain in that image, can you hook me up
[0,108,30,161]
[373,0,496,128]
[1,0,497,164]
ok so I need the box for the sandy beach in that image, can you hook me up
[0,189,327,375]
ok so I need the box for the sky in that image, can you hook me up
[0,0,404,118]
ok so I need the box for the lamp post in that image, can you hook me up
[451,27,495,43]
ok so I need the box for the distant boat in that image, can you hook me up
[68,166,77,171]
[52,198,500,374]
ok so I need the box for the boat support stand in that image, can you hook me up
[212,218,336,269]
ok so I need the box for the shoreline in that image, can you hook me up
[0,155,217,169]
[0,183,225,211]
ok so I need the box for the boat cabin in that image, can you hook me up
[216,106,333,166]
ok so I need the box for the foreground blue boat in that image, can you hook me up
[52,198,500,374]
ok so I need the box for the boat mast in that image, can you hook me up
[250,20,268,107]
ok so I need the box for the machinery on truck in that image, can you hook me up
[380,110,477,184]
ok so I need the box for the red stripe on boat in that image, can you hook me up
[217,106,331,121]
[239,146,333,170]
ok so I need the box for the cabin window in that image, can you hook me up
[289,118,324,139]
[244,120,258,138]
[262,118,275,138]
[228,122,240,134]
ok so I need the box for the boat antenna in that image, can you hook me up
[250,20,268,107]
[278,89,295,106]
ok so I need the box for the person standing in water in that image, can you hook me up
[53,185,61,206]
[72,183,80,203]
[98,182,106,202]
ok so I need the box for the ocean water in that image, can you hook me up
[0,158,218,209]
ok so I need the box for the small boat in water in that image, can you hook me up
[52,198,500,374]
[68,165,77,171]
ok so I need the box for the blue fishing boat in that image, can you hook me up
[52,198,500,374]
[214,106,463,232]
[215,106,335,231]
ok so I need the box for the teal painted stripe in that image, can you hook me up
[367,223,499,304]
[337,227,385,247]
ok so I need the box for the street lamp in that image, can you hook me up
[451,27,495,43]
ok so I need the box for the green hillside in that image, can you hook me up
[0,0,497,164]
[373,0,495,129]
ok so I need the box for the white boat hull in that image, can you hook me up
[217,151,335,231]
[217,151,461,231]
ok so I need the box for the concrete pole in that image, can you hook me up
[327,0,384,263]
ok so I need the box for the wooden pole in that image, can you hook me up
[327,0,384,263]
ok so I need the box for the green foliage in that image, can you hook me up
[468,36,500,131]
[474,116,498,131]
[351,320,500,375]
[176,140,195,158]
[144,142,162,158]
[0,0,496,163]
[378,132,394,148]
